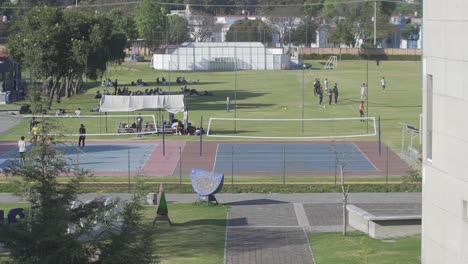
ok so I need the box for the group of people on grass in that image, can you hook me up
[312,76,388,120]
[180,86,213,96]
[314,78,339,106]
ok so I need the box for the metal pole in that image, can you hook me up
[231,146,234,187]
[179,146,182,185]
[105,112,108,133]
[366,58,369,133]
[234,48,237,133]
[162,116,166,156]
[283,145,286,185]
[373,1,377,48]
[128,148,131,190]
[302,47,305,134]
[199,116,203,156]
[386,144,389,185]
[378,115,381,156]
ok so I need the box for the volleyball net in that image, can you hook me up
[23,114,158,137]
[206,117,377,139]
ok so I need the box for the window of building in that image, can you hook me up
[426,74,433,161]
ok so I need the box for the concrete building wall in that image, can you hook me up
[422,0,468,263]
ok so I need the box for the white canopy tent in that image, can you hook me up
[99,95,185,113]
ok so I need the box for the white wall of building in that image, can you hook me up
[422,0,468,263]
[152,42,289,71]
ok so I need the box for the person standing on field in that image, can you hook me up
[381,77,386,90]
[360,83,367,100]
[136,113,143,137]
[333,83,339,104]
[78,124,86,149]
[324,78,329,91]
[18,136,26,164]
[359,101,365,122]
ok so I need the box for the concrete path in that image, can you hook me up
[0,192,421,263]
[0,111,21,134]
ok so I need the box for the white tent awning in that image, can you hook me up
[99,95,185,114]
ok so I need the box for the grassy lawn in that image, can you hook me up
[0,202,227,264]
[3,60,421,150]
[310,232,421,264]
[143,203,227,264]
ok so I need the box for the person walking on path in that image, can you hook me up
[136,113,143,137]
[360,83,367,100]
[381,77,386,90]
[18,136,26,164]
[78,124,86,149]
[359,101,365,122]
[333,83,339,104]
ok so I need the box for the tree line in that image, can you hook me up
[0,0,421,108]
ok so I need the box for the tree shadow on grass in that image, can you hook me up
[187,90,275,111]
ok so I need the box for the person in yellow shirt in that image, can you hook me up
[31,124,40,143]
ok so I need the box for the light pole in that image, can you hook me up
[373,1,377,47]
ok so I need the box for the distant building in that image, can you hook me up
[152,42,290,71]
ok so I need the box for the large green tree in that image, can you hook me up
[323,0,396,47]
[0,126,158,264]
[226,19,273,42]
[290,17,318,46]
[7,7,126,111]
[134,0,166,49]
[108,8,139,48]
[167,15,190,44]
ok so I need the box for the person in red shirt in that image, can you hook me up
[359,101,365,122]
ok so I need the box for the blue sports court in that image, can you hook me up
[214,143,377,173]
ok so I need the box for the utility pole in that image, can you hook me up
[373,1,377,47]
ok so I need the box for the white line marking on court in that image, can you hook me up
[352,143,379,172]
[213,143,220,172]
[294,203,311,227]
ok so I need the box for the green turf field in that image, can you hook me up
[4,59,421,152]
[310,232,421,264]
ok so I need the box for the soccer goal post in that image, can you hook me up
[206,117,377,139]
[23,114,158,137]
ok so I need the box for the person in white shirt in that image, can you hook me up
[75,108,81,117]
[360,83,367,100]
[18,136,26,164]
[380,77,386,90]
[324,78,329,91]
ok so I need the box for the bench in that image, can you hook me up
[347,204,421,239]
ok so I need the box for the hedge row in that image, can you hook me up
[303,53,421,61]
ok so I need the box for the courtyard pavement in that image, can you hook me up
[0,192,421,264]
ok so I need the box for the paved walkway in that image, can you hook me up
[0,111,21,134]
[0,192,421,263]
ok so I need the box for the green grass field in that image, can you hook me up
[4,59,421,151]
[0,202,227,264]
[310,232,421,264]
